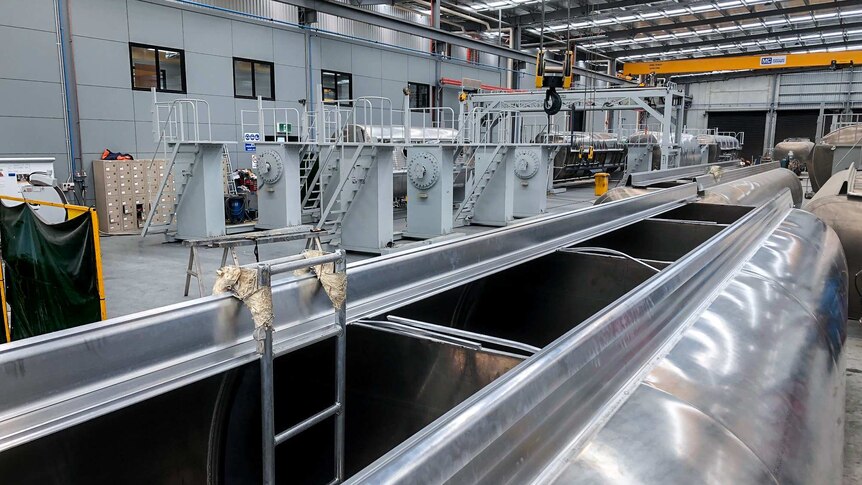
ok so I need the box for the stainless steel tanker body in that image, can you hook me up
[0,186,846,484]
[805,167,862,319]
[811,124,862,192]
[533,132,628,180]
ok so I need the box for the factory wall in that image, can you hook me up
[0,0,70,179]
[0,0,506,202]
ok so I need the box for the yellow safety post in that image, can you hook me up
[594,172,610,197]
[1,260,9,343]
[90,208,108,320]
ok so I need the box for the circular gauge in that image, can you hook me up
[513,149,541,180]
[258,150,284,185]
[407,151,440,190]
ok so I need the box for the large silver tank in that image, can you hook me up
[534,132,627,180]
[805,167,862,319]
[596,166,803,208]
[811,124,862,192]
[626,132,741,171]
[773,137,814,175]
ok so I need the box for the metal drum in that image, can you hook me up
[773,137,814,175]
[534,132,627,181]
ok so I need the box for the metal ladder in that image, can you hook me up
[256,250,347,485]
[300,146,322,215]
[315,144,375,231]
[141,142,204,236]
[224,145,237,197]
[454,144,508,225]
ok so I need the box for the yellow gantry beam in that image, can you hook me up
[622,50,862,76]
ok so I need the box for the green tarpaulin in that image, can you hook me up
[0,202,101,340]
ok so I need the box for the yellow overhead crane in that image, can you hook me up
[622,50,862,76]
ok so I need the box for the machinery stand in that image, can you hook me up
[471,145,514,226]
[403,146,457,239]
[513,146,557,218]
[255,143,303,230]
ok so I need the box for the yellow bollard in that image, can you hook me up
[594,172,610,196]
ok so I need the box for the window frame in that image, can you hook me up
[321,70,353,106]
[129,42,187,94]
[232,57,276,101]
[408,81,431,110]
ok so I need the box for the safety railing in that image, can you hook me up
[151,88,212,144]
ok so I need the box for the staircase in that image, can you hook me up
[454,144,508,226]
[141,142,205,236]
[224,146,237,197]
[299,146,322,216]
[315,143,376,231]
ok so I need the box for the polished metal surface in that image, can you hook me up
[805,167,862,319]
[701,167,803,207]
[348,191,848,484]
[627,160,740,187]
[599,165,802,208]
[0,184,697,452]
[533,132,627,180]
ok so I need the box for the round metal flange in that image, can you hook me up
[513,149,540,180]
[407,151,440,190]
[258,150,284,185]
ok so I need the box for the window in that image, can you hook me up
[233,58,275,100]
[321,70,352,105]
[408,82,431,109]
[129,43,186,93]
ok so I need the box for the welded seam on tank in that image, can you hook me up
[637,384,780,485]
[738,268,842,370]
[536,205,791,484]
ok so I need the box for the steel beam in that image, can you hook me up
[508,0,644,26]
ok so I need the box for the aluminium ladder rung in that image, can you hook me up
[274,403,342,445]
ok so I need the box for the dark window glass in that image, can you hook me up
[233,58,275,100]
[130,43,185,93]
[322,70,352,105]
[409,82,431,109]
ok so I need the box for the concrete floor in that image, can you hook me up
[100,184,598,317]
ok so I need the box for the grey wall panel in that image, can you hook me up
[134,121,157,160]
[127,0,184,47]
[187,95,236,128]
[185,53,234,97]
[274,64,307,102]
[232,21,274,61]
[77,85,135,122]
[69,0,127,42]
[319,38,353,73]
[0,0,56,31]
[132,90,185,123]
[408,56,433,84]
[72,37,131,88]
[0,117,68,154]
[440,63,462,81]
[381,52,409,82]
[80,119,137,157]
[0,26,60,83]
[182,10,233,56]
[381,79,407,108]
[353,75,383,100]
[0,79,63,118]
[352,45,383,79]
[273,29,306,68]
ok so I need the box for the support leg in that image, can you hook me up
[194,247,205,297]
[183,247,195,297]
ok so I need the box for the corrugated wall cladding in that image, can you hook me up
[778,70,862,108]
[185,0,500,65]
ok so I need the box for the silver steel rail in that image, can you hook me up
[694,161,781,191]
[627,160,740,187]
[0,184,696,453]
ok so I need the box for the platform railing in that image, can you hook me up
[151,88,212,144]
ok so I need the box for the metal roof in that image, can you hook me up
[407,0,862,62]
